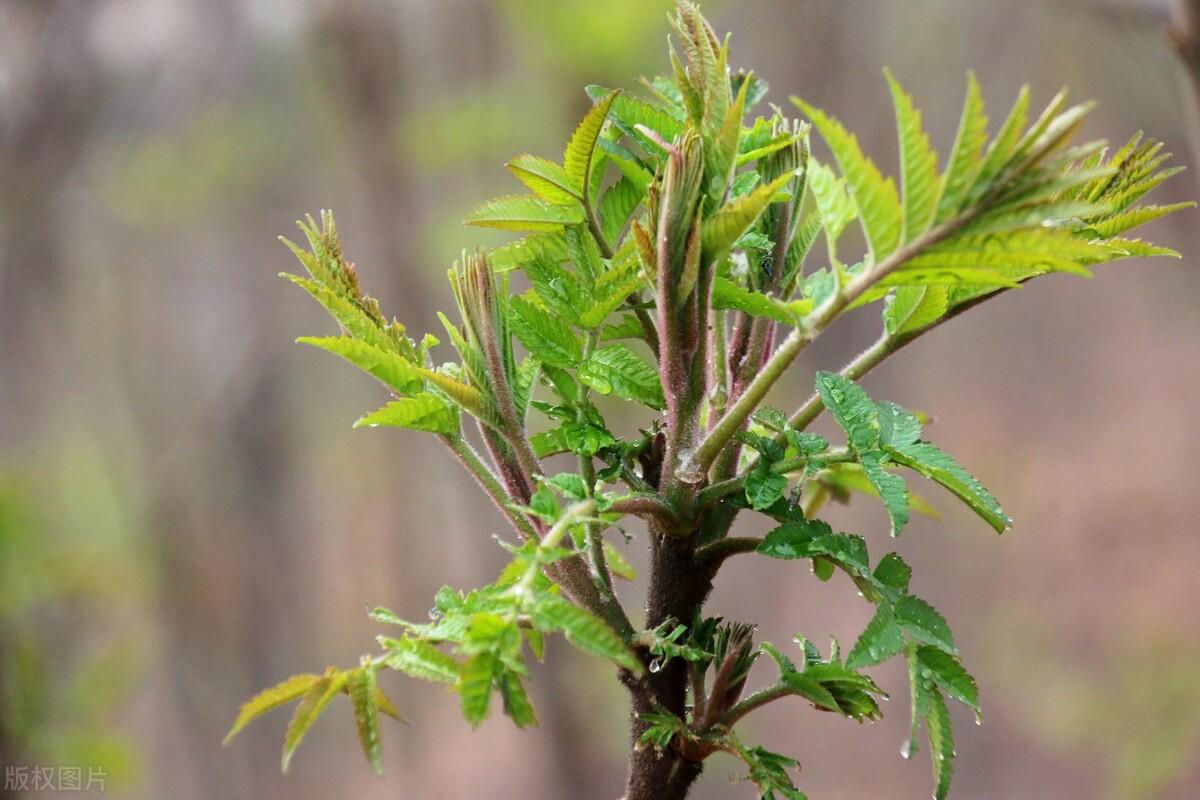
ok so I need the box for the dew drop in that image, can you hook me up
[649,657,664,673]
[900,740,914,760]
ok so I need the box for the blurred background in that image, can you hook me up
[2,0,1199,798]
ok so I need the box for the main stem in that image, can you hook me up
[622,520,713,800]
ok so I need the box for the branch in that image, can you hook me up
[609,494,679,523]
[720,682,794,728]
[692,212,977,476]
[694,536,763,571]
[695,448,855,508]
[443,434,540,541]
[1170,0,1200,162]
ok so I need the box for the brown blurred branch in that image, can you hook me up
[1170,0,1200,161]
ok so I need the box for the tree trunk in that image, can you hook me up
[621,525,713,800]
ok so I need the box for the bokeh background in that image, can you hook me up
[2,0,1199,798]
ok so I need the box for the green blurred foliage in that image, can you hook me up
[0,440,149,788]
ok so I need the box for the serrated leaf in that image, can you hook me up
[297,336,424,394]
[600,177,643,244]
[885,70,940,240]
[712,276,809,325]
[224,673,321,746]
[793,96,903,260]
[578,343,664,409]
[531,594,642,674]
[746,460,789,510]
[488,231,569,274]
[873,552,912,594]
[701,170,797,260]
[459,651,497,726]
[565,90,619,191]
[465,195,584,232]
[380,637,462,684]
[347,666,383,775]
[846,604,907,669]
[938,73,988,221]
[499,670,538,728]
[916,646,980,711]
[884,285,948,336]
[282,670,347,772]
[861,453,909,536]
[895,596,956,654]
[509,296,584,369]
[815,372,880,453]
[1089,202,1195,238]
[281,274,395,353]
[807,161,857,256]
[885,441,1009,532]
[603,541,638,580]
[926,689,956,800]
[757,518,834,559]
[354,394,458,434]
[507,154,581,205]
[877,402,923,449]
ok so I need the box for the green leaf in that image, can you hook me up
[347,665,383,775]
[925,689,956,800]
[588,84,684,146]
[280,273,396,353]
[916,646,980,712]
[884,285,948,336]
[499,670,538,728]
[465,195,585,231]
[531,594,643,674]
[807,162,857,256]
[793,96,903,260]
[846,605,907,668]
[701,170,797,261]
[900,228,1106,280]
[578,344,665,409]
[565,90,619,192]
[877,402,923,449]
[487,231,569,274]
[781,672,841,713]
[380,637,462,684]
[895,596,956,654]
[938,73,989,221]
[885,441,1010,532]
[297,336,424,394]
[282,670,348,772]
[603,541,638,581]
[224,673,321,746]
[459,651,497,726]
[885,70,940,240]
[1089,202,1195,238]
[712,277,809,325]
[509,296,584,369]
[814,372,880,453]
[600,177,643,244]
[353,394,458,434]
[757,518,834,559]
[507,154,581,205]
[746,461,789,511]
[873,552,912,594]
[860,453,909,536]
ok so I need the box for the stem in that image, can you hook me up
[1170,0,1200,163]
[694,536,763,570]
[788,332,893,431]
[721,682,794,727]
[695,448,855,508]
[693,211,977,475]
[443,435,539,541]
